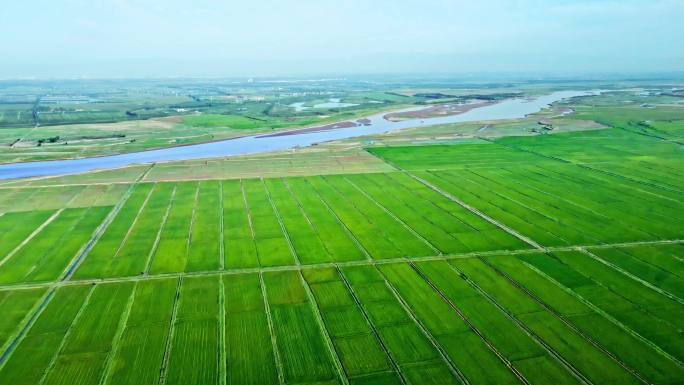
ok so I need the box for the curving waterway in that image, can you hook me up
[0,90,596,179]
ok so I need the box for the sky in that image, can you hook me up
[1,0,683,78]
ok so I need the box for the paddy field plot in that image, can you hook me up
[0,287,47,351]
[0,210,55,258]
[0,184,127,213]
[0,206,111,284]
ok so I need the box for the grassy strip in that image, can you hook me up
[383,172,527,252]
[408,170,543,249]
[521,253,683,361]
[218,277,226,385]
[530,251,684,344]
[164,276,221,384]
[149,182,198,274]
[260,272,286,384]
[98,281,138,384]
[298,269,350,385]
[222,180,259,269]
[509,165,683,241]
[415,260,582,385]
[336,266,407,385]
[0,209,63,268]
[223,273,279,384]
[308,176,432,259]
[2,239,682,292]
[187,181,222,272]
[343,176,441,255]
[219,181,225,270]
[157,277,183,385]
[142,185,178,275]
[262,178,301,265]
[60,183,142,282]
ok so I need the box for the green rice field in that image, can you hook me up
[0,97,682,385]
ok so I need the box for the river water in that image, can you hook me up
[0,90,594,180]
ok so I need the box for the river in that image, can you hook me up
[0,90,595,180]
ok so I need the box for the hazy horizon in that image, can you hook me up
[2,0,683,79]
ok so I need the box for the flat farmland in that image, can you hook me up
[66,171,532,279]
[0,206,112,284]
[0,119,682,384]
[2,251,682,384]
[0,287,47,351]
[413,164,684,246]
[371,142,684,247]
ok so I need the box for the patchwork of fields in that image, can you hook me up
[0,122,682,384]
[1,245,682,385]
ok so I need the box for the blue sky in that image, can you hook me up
[2,0,683,78]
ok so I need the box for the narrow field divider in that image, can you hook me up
[184,183,201,271]
[218,181,225,270]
